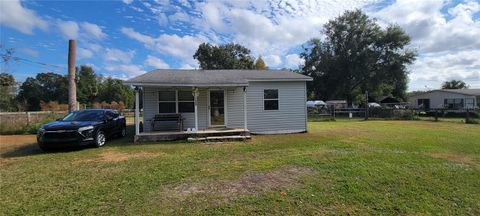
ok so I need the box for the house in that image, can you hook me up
[326,100,348,109]
[408,89,480,110]
[124,69,312,142]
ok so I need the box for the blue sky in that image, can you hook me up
[1,0,479,91]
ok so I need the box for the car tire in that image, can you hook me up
[38,143,52,152]
[94,130,106,147]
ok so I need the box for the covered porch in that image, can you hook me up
[132,85,250,142]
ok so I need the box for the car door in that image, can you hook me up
[104,111,117,137]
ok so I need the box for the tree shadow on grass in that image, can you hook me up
[1,125,138,159]
[1,142,91,159]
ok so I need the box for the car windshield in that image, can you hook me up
[61,110,104,121]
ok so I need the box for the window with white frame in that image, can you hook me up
[444,98,464,109]
[465,98,475,108]
[158,91,176,113]
[178,91,194,113]
[264,89,279,110]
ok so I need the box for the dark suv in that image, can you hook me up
[37,109,126,151]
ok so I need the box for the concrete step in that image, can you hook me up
[188,135,251,142]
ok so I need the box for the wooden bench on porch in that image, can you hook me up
[150,114,184,132]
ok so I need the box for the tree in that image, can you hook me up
[36,72,69,104]
[17,77,42,111]
[301,10,416,105]
[96,78,134,108]
[193,43,255,69]
[17,72,68,110]
[254,56,268,70]
[77,65,98,105]
[441,80,468,89]
[0,73,18,111]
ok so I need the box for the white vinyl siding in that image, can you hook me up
[409,91,477,109]
[246,81,307,133]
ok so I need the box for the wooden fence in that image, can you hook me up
[0,111,67,134]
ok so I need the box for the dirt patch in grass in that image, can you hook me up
[75,150,162,163]
[428,152,477,166]
[164,166,314,202]
[0,135,37,152]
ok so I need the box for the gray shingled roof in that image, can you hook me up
[439,89,480,96]
[124,69,312,87]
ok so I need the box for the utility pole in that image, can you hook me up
[68,40,77,113]
[365,90,369,120]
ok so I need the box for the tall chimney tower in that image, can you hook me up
[68,39,77,112]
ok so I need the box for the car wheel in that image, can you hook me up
[94,130,106,147]
[119,126,127,137]
[38,143,52,152]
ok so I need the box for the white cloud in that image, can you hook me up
[263,55,282,67]
[409,50,480,90]
[122,0,134,4]
[285,54,305,68]
[180,63,197,69]
[57,20,79,39]
[19,48,39,57]
[78,47,94,59]
[144,55,170,69]
[121,27,206,64]
[104,48,135,63]
[121,27,155,46]
[373,0,480,90]
[168,12,190,23]
[104,64,146,78]
[80,22,107,39]
[0,0,48,34]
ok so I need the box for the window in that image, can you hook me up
[158,91,176,113]
[465,98,475,108]
[264,89,279,110]
[417,99,430,110]
[178,91,194,113]
[444,98,464,109]
[105,111,119,120]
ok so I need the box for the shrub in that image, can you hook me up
[466,118,479,124]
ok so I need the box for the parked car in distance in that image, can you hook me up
[37,109,126,151]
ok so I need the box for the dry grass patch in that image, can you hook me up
[163,166,314,203]
[75,150,162,164]
[427,152,477,167]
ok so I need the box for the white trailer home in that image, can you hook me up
[125,69,312,142]
[408,89,480,109]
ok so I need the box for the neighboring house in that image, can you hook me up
[125,69,312,142]
[326,100,348,109]
[408,89,480,110]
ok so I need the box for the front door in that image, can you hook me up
[209,90,225,126]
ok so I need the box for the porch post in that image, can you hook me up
[193,87,199,131]
[134,87,140,136]
[243,86,248,131]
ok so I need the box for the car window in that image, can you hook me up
[62,110,105,121]
[106,111,119,119]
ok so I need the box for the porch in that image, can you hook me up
[132,85,249,142]
[134,128,251,142]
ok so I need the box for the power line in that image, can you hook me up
[13,57,66,69]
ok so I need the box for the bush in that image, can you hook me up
[466,118,479,124]
[421,110,480,118]
[369,108,418,120]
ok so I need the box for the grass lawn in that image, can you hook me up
[1,121,479,215]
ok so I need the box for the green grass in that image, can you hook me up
[1,121,479,215]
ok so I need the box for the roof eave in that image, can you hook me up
[123,82,249,87]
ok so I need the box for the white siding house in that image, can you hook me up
[125,69,312,142]
[408,89,480,109]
